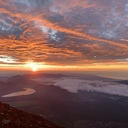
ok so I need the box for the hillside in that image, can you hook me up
[0,102,63,128]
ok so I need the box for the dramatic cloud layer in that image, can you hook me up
[0,0,128,66]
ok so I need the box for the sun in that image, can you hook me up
[30,63,38,72]
[32,64,37,72]
[24,62,38,72]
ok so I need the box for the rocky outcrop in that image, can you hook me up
[0,102,63,128]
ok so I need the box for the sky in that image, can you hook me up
[0,0,128,71]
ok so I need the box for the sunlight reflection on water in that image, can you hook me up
[2,88,36,97]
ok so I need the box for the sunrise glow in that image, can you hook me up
[24,62,39,72]
[32,65,37,72]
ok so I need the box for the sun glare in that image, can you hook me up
[24,62,38,72]
[32,64,37,72]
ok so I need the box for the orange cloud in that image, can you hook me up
[0,0,128,67]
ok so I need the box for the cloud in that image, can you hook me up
[0,0,128,66]
[53,77,128,97]
[49,0,95,13]
[0,55,17,63]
